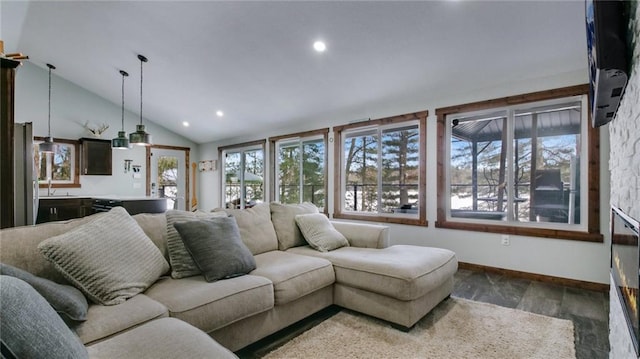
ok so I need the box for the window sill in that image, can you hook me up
[435,220,603,242]
[39,184,81,189]
[333,212,427,226]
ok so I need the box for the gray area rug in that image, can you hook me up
[264,297,575,359]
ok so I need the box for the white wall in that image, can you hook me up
[197,68,612,285]
[609,1,640,356]
[13,62,198,197]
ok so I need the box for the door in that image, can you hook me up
[149,147,188,211]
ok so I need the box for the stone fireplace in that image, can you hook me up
[609,2,640,357]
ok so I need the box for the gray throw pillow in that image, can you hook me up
[173,217,256,282]
[295,213,350,252]
[166,210,229,279]
[270,202,319,250]
[38,207,169,306]
[0,276,89,359]
[0,263,88,322]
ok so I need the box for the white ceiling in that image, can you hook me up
[1,1,588,144]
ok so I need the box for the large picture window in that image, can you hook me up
[270,129,328,211]
[436,85,602,242]
[219,140,265,209]
[334,111,426,225]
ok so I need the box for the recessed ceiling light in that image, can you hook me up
[313,40,326,53]
[182,121,189,127]
[216,110,224,117]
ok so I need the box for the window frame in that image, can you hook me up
[334,111,427,226]
[219,139,266,209]
[34,137,81,188]
[269,128,329,214]
[435,85,602,242]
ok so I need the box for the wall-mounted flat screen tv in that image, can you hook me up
[585,0,629,127]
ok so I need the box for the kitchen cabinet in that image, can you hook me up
[81,138,112,175]
[37,197,93,224]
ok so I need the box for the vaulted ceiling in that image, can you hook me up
[1,1,588,144]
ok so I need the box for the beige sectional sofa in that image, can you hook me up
[0,202,457,357]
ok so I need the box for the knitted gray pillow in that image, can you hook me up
[165,210,229,279]
[0,276,89,359]
[38,207,169,306]
[173,217,256,282]
[0,263,88,322]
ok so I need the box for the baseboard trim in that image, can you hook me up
[458,262,609,293]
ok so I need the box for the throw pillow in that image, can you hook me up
[222,203,278,255]
[270,202,319,250]
[38,207,170,306]
[165,210,229,279]
[173,217,256,282]
[295,213,350,252]
[0,263,88,322]
[0,276,89,359]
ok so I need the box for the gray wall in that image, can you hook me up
[609,2,640,357]
[198,66,612,285]
[14,62,198,198]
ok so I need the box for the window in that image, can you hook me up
[436,85,602,242]
[334,111,426,225]
[34,137,80,188]
[270,129,328,211]
[219,140,265,209]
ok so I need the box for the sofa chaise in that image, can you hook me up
[0,202,457,357]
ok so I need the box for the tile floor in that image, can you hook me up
[452,269,610,359]
[237,269,610,359]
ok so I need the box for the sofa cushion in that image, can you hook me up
[0,276,88,359]
[173,217,256,282]
[251,251,335,305]
[288,245,458,301]
[0,262,88,322]
[145,275,274,333]
[86,318,238,359]
[74,294,168,345]
[222,203,278,255]
[295,213,349,252]
[0,213,108,284]
[165,210,229,279]
[133,212,170,261]
[38,207,170,306]
[270,202,318,250]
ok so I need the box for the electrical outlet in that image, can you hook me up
[501,235,510,246]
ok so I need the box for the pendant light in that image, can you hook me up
[39,63,56,153]
[112,70,130,149]
[129,54,152,146]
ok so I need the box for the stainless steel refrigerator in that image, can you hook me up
[14,122,38,226]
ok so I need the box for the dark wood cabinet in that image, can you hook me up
[81,138,112,175]
[37,197,93,224]
[1,58,20,228]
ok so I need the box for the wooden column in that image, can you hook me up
[1,58,20,228]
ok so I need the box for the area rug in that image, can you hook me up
[263,297,575,359]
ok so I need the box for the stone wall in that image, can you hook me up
[609,2,640,358]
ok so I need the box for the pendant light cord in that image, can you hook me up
[121,71,125,130]
[47,65,52,137]
[139,56,143,126]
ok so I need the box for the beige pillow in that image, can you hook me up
[223,203,278,255]
[295,213,349,252]
[166,210,228,279]
[38,207,169,306]
[270,202,319,250]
